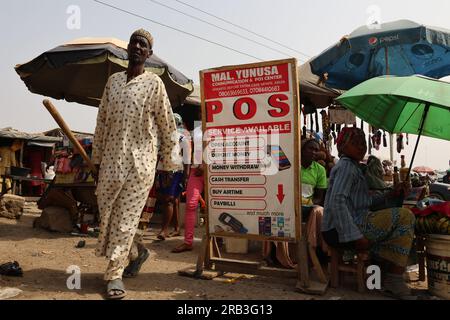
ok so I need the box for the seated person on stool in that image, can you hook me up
[301,138,329,257]
[263,138,328,268]
[321,127,416,299]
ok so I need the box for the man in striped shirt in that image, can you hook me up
[322,127,416,299]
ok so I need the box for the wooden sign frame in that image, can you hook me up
[190,58,327,294]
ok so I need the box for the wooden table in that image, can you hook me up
[1,174,53,197]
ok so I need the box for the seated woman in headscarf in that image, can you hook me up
[322,127,416,300]
[263,138,328,268]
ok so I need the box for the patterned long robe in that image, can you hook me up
[92,71,179,262]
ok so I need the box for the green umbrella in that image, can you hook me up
[336,75,450,174]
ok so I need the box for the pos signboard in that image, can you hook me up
[200,58,301,242]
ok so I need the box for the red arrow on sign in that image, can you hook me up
[277,184,285,204]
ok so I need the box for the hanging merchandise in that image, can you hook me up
[320,110,330,143]
[332,131,337,144]
[331,123,335,132]
[336,123,342,135]
[396,134,405,154]
[382,131,387,148]
[406,133,409,146]
[315,110,320,133]
[302,100,316,115]
[302,107,307,139]
[371,130,382,150]
[310,112,314,134]
[368,133,373,152]
[360,119,364,129]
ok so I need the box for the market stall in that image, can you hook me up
[0,127,61,197]
[37,104,98,230]
[336,75,450,299]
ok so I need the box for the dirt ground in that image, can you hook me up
[0,203,428,300]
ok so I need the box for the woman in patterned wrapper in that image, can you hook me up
[92,28,179,299]
[322,127,416,300]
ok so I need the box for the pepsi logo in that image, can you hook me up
[368,37,378,46]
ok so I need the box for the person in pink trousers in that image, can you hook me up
[172,125,204,253]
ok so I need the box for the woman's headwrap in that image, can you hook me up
[336,127,365,154]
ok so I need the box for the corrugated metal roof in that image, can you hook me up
[0,127,62,142]
[43,128,93,139]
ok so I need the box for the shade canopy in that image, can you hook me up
[310,20,450,90]
[336,75,450,141]
[15,38,194,108]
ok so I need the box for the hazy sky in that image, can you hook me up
[1,0,449,169]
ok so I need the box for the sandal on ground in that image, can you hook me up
[106,279,126,300]
[123,248,151,278]
[157,233,169,241]
[171,243,193,253]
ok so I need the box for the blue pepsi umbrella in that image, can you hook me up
[310,20,450,90]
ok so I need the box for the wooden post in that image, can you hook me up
[417,236,426,282]
[19,142,24,167]
[297,223,310,288]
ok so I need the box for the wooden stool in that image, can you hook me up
[329,247,370,293]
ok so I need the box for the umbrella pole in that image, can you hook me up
[406,103,431,178]
[385,46,395,162]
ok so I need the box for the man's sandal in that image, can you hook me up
[157,233,169,241]
[123,248,150,278]
[106,279,126,300]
